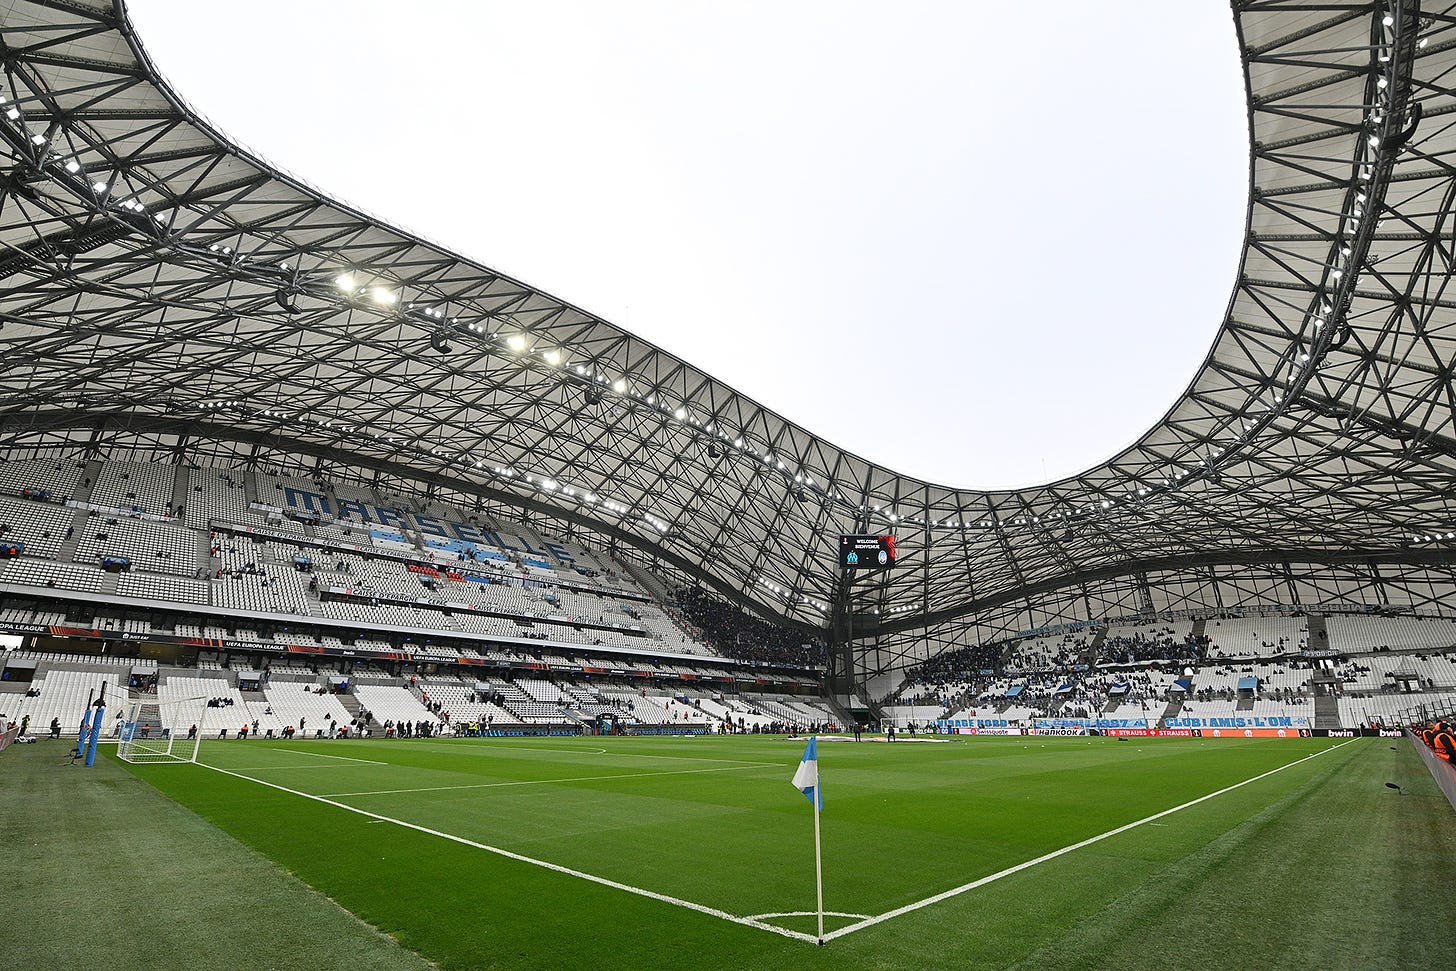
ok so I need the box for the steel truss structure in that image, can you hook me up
[2,1,1455,690]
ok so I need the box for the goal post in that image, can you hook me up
[116,690,210,765]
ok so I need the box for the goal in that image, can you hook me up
[115,690,212,764]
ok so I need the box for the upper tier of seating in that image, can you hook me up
[0,457,818,667]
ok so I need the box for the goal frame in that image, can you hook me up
[116,691,210,764]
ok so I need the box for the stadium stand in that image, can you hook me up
[0,458,84,498]
[352,683,438,731]
[1203,616,1306,658]
[1324,614,1456,654]
[0,495,77,557]
[89,461,176,517]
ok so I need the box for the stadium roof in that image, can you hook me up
[2,1,1455,665]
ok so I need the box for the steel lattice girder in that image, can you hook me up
[0,0,1454,648]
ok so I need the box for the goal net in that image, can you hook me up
[115,690,213,764]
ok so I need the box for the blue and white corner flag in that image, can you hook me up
[791,736,822,810]
[792,736,826,942]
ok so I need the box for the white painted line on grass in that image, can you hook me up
[250,747,388,765]
[321,762,777,798]
[191,760,820,944]
[819,739,1357,942]
[399,742,610,758]
[223,765,371,772]
[406,740,778,766]
[748,911,871,921]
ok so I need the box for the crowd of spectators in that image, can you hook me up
[894,642,1005,711]
[1098,628,1208,665]
[670,587,824,666]
[1002,633,1092,672]
[914,641,1004,684]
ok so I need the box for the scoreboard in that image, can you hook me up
[839,534,896,570]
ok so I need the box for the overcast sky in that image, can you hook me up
[126,1,1248,490]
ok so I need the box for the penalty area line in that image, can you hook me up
[190,760,819,944]
[821,738,1358,943]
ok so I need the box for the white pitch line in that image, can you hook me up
[248,747,387,765]
[321,762,775,798]
[404,740,778,767]
[190,760,819,944]
[748,911,871,921]
[819,739,1357,942]
[223,765,370,772]
[398,742,610,758]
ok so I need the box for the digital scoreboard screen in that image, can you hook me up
[840,534,897,570]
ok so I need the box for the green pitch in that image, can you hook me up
[6,733,1456,970]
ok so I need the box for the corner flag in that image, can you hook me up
[791,736,825,943]
[791,736,822,809]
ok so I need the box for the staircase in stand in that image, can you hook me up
[55,509,88,561]
[618,556,673,603]
[1158,697,1185,725]
[135,702,163,735]
[195,529,213,573]
[170,466,190,518]
[337,691,376,730]
[72,460,103,504]
[1306,613,1329,651]
[1312,682,1342,729]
